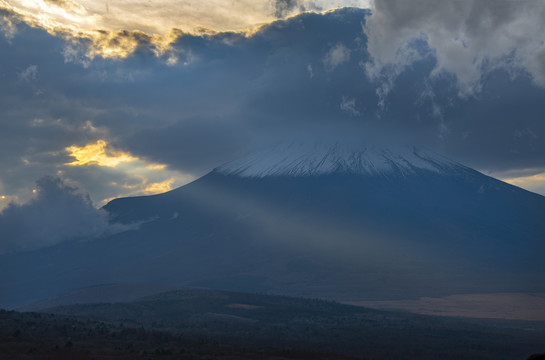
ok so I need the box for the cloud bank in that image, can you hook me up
[0,0,372,59]
[364,0,545,96]
[0,176,119,254]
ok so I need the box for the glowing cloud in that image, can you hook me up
[66,139,136,167]
[1,0,372,58]
[62,140,194,205]
[142,178,175,194]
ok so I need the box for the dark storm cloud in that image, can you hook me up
[113,9,376,173]
[126,117,252,174]
[0,5,545,217]
[0,176,118,254]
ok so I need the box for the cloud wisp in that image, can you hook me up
[323,42,351,71]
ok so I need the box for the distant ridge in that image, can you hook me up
[17,283,179,312]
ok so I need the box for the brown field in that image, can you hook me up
[346,293,545,321]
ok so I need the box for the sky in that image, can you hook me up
[1,0,545,251]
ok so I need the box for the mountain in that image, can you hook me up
[1,140,545,309]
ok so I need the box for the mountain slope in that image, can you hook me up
[1,141,544,309]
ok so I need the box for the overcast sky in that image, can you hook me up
[1,0,545,250]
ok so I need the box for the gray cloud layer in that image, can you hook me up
[364,0,545,96]
[1,7,544,163]
[0,4,544,244]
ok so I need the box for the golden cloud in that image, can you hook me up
[99,178,179,206]
[1,0,371,59]
[63,139,195,205]
[142,178,175,194]
[66,139,137,167]
[0,0,268,60]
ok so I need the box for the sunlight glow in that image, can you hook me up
[63,139,195,205]
[0,194,20,211]
[146,163,168,170]
[502,172,545,197]
[66,140,136,167]
[1,0,372,59]
[142,178,175,194]
[99,177,186,206]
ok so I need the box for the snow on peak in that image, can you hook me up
[215,140,464,178]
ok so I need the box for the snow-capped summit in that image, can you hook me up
[215,140,464,177]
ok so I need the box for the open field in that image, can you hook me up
[347,293,545,321]
[2,288,544,359]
